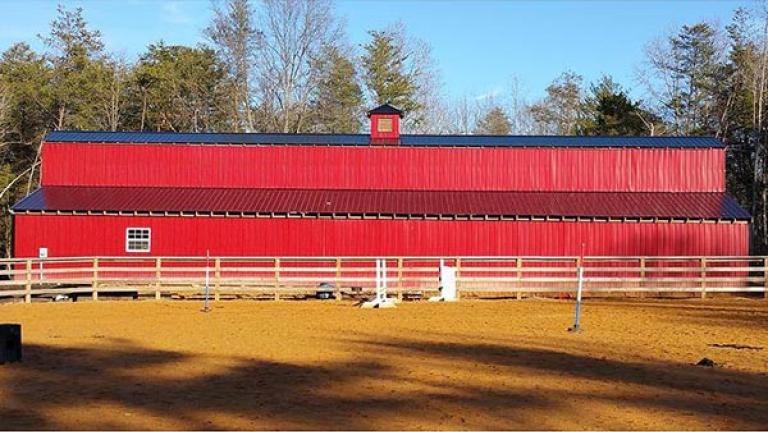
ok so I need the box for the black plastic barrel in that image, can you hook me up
[0,324,21,364]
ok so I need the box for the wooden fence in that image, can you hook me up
[0,256,766,302]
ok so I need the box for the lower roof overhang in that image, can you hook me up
[12,186,751,224]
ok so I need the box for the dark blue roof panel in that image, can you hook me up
[44,131,723,148]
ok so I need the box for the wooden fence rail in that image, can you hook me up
[0,256,766,303]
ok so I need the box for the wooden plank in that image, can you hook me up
[584,276,760,283]
[765,257,768,300]
[700,257,707,299]
[458,267,575,273]
[220,266,339,273]
[0,268,32,277]
[5,254,766,265]
[274,258,280,300]
[516,258,522,300]
[455,257,462,300]
[456,285,767,294]
[214,258,221,302]
[72,264,166,274]
[274,258,280,290]
[2,284,763,299]
[92,258,99,301]
[335,258,342,301]
[155,258,162,300]
[705,266,765,272]
[460,277,577,283]
[24,260,32,303]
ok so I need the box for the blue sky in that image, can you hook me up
[0,0,745,101]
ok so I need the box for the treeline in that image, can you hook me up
[0,1,767,255]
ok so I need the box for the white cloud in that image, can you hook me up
[474,86,503,101]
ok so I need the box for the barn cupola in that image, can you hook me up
[367,103,403,145]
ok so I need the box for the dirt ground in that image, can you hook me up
[0,298,767,430]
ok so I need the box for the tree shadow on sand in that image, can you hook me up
[344,335,768,429]
[594,300,768,330]
[0,338,554,430]
[1,333,767,430]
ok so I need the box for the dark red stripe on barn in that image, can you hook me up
[14,187,750,221]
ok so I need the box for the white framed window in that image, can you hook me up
[126,228,151,253]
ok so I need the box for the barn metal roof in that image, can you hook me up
[367,103,404,117]
[44,131,723,148]
[13,187,750,221]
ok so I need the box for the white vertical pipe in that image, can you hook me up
[382,259,387,298]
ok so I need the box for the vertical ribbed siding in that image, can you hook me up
[41,143,725,192]
[14,215,748,258]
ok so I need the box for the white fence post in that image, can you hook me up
[570,258,584,333]
[214,258,221,301]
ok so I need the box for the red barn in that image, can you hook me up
[12,104,750,258]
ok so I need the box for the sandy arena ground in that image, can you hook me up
[0,298,767,430]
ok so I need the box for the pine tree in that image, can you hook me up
[41,5,114,130]
[581,76,662,136]
[309,46,364,133]
[670,23,722,134]
[0,43,53,143]
[474,106,512,135]
[132,43,228,132]
[643,23,724,135]
[361,30,421,120]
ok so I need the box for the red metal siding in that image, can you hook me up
[41,143,725,192]
[14,214,748,258]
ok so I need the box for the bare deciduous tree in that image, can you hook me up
[528,71,585,135]
[256,0,340,133]
[95,57,128,132]
[404,31,448,133]
[638,21,728,136]
[506,75,535,134]
[206,0,258,132]
[449,95,479,135]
